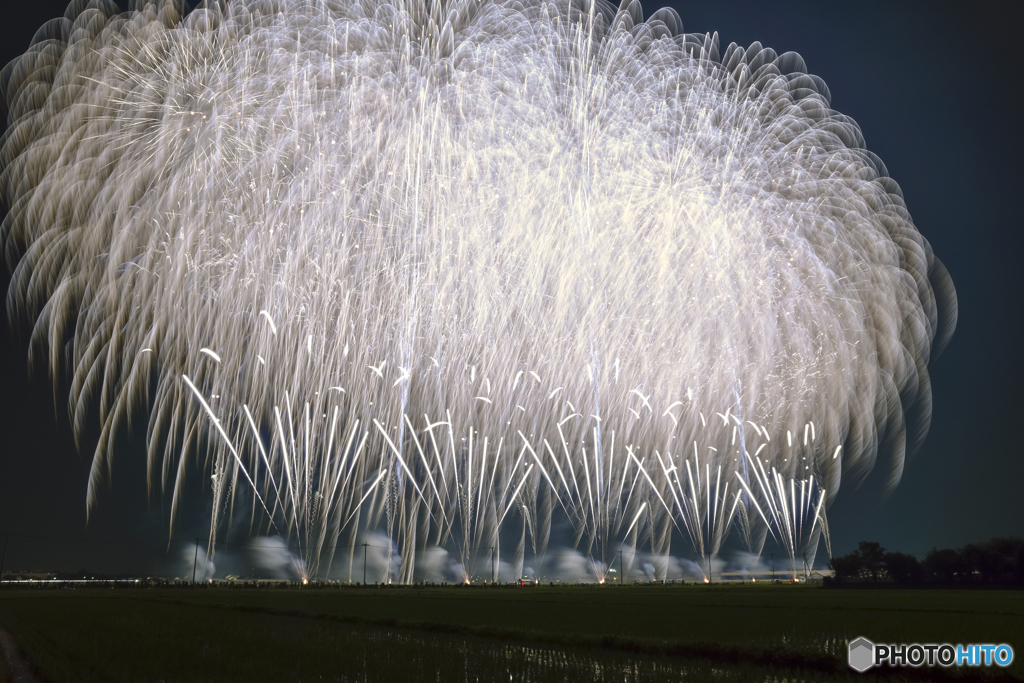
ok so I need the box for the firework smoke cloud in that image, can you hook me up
[0,0,956,582]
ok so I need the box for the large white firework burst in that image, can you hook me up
[1,0,955,581]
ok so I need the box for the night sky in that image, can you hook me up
[0,0,1021,575]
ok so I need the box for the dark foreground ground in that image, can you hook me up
[0,584,1020,682]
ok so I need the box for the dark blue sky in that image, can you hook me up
[0,0,1020,572]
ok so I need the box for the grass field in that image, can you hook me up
[0,584,1020,682]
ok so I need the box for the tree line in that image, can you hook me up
[828,537,1024,585]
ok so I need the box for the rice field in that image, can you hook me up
[0,584,1020,682]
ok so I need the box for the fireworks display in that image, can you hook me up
[1,0,955,582]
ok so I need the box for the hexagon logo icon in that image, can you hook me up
[848,637,874,672]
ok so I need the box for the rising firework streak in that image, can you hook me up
[0,0,956,582]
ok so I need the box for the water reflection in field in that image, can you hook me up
[329,626,839,683]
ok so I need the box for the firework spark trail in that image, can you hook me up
[1,0,955,580]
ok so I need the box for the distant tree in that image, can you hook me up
[829,537,1024,588]
[858,541,886,581]
[829,552,862,582]
[962,537,1024,584]
[924,548,966,583]
[883,551,924,584]
[988,537,1024,583]
[961,544,999,584]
